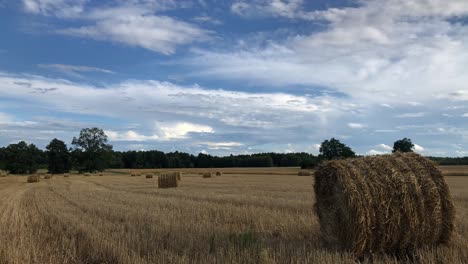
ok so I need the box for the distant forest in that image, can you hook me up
[0,127,467,174]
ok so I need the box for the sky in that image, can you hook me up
[0,0,467,157]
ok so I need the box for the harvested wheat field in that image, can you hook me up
[0,168,467,264]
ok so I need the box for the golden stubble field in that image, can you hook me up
[0,167,467,264]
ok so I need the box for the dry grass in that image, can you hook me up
[298,171,311,176]
[440,165,468,176]
[44,174,53,180]
[0,167,466,263]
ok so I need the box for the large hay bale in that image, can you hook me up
[314,152,455,257]
[216,171,222,176]
[27,175,40,183]
[158,173,178,188]
[298,171,311,176]
[203,172,212,178]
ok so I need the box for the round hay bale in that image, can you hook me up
[314,152,455,258]
[158,173,178,188]
[63,174,69,177]
[44,174,53,179]
[27,175,40,183]
[216,171,222,176]
[84,173,91,177]
[298,171,311,176]
[202,172,212,178]
[146,174,153,178]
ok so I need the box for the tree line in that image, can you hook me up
[0,128,465,174]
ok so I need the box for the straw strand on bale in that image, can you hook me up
[314,152,455,258]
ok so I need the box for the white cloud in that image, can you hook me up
[462,113,468,117]
[192,16,222,25]
[23,0,211,54]
[190,0,468,107]
[0,71,354,153]
[367,149,385,155]
[158,122,214,140]
[414,144,425,153]
[59,15,210,55]
[23,0,87,18]
[367,143,393,155]
[395,112,425,118]
[38,64,114,76]
[231,0,304,18]
[377,143,392,151]
[105,130,159,142]
[197,141,243,150]
[348,123,365,129]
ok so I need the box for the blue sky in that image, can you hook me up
[0,0,467,156]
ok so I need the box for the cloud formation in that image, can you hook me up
[192,0,468,106]
[23,0,211,54]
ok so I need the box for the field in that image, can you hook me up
[0,167,467,264]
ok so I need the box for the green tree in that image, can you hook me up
[72,128,113,172]
[46,138,71,174]
[4,141,41,174]
[319,138,356,160]
[392,138,414,153]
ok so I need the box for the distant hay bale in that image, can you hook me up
[216,171,222,176]
[99,173,104,176]
[203,172,212,178]
[146,174,153,178]
[44,174,53,179]
[298,171,311,176]
[314,152,455,258]
[158,173,178,188]
[63,174,69,177]
[27,175,40,183]
[0,171,7,177]
[84,173,91,177]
